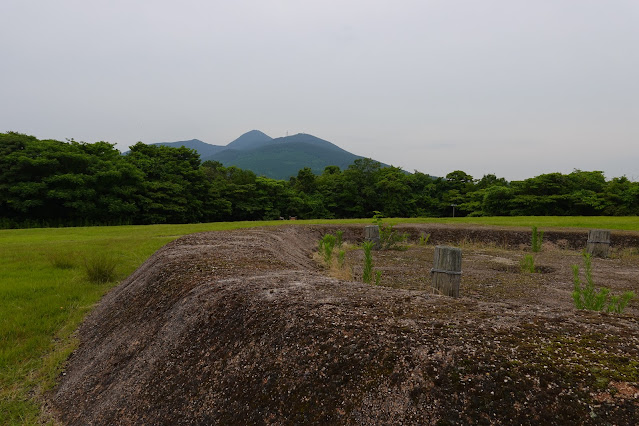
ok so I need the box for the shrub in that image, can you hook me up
[572,253,635,313]
[83,253,118,284]
[531,226,544,252]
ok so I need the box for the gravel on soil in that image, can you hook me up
[48,224,639,425]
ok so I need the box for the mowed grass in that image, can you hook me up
[1,216,638,423]
[0,220,278,424]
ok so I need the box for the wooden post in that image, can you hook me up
[364,225,380,249]
[431,246,462,298]
[586,229,611,258]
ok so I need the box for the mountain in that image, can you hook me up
[153,139,226,157]
[150,131,387,180]
[204,133,371,179]
[225,130,273,150]
[208,137,363,179]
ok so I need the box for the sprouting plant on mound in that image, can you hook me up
[335,230,344,249]
[520,254,536,273]
[572,252,635,314]
[361,241,382,285]
[362,241,374,283]
[418,232,430,246]
[531,226,544,252]
[372,211,408,250]
[319,233,337,266]
[317,233,351,280]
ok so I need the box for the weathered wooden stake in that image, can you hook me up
[586,229,611,258]
[431,246,462,298]
[364,225,380,249]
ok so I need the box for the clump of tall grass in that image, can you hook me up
[83,253,118,284]
[48,252,75,269]
[418,232,430,246]
[572,252,635,314]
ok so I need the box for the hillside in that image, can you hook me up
[206,134,364,179]
[152,139,226,157]
[150,131,385,180]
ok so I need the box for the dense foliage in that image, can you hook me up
[1,132,638,228]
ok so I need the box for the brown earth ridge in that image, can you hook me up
[49,224,639,424]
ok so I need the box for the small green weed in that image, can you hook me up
[520,254,536,273]
[372,212,408,250]
[572,253,635,313]
[362,241,374,283]
[335,230,344,249]
[83,253,118,284]
[337,250,346,268]
[531,226,544,252]
[418,233,430,246]
[375,270,382,286]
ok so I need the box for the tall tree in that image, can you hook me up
[125,142,208,224]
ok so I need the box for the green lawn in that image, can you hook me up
[1,216,637,424]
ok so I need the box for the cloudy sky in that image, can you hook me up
[1,0,637,180]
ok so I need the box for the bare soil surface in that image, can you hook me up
[48,224,639,425]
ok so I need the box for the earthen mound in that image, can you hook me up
[50,225,639,424]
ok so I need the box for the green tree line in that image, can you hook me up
[1,132,638,228]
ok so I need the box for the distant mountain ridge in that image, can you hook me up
[152,139,227,157]
[147,130,385,180]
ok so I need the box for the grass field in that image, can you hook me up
[1,216,638,424]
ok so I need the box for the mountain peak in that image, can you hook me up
[226,130,273,150]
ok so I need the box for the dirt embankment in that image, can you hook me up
[49,225,639,425]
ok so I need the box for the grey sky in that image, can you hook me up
[1,0,637,180]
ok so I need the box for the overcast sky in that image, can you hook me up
[1,0,637,181]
